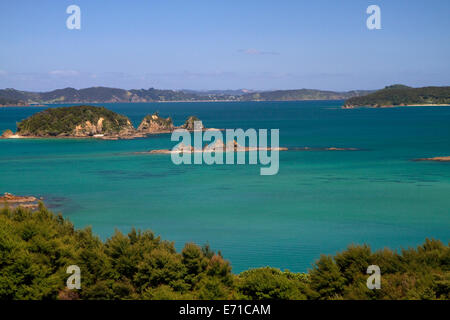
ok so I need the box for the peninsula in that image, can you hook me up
[343,85,450,108]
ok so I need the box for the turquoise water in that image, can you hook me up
[1,101,449,273]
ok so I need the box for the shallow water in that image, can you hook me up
[1,101,449,273]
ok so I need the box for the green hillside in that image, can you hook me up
[344,85,450,107]
[16,105,134,137]
[0,86,374,105]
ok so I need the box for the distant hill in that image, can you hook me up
[0,89,35,105]
[239,89,374,101]
[0,86,374,105]
[0,87,239,105]
[181,89,255,97]
[343,85,450,108]
[0,96,23,106]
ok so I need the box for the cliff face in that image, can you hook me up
[16,106,136,137]
[72,117,135,137]
[179,116,203,131]
[137,113,174,133]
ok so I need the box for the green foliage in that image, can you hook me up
[308,240,450,300]
[16,105,133,136]
[237,267,309,300]
[0,205,448,300]
[344,85,450,107]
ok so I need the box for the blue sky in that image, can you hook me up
[0,0,449,91]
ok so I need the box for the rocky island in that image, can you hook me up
[146,139,288,154]
[1,106,207,140]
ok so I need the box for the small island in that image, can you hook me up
[146,139,288,154]
[1,106,207,140]
[415,156,450,162]
[0,192,41,209]
[343,85,450,108]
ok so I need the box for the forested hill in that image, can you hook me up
[239,89,373,101]
[0,87,223,105]
[343,85,450,108]
[0,86,372,105]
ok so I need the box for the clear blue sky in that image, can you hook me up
[0,0,449,91]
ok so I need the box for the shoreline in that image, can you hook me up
[414,156,450,162]
[140,146,360,155]
[342,104,450,109]
[0,99,350,108]
[0,192,41,209]
[0,101,239,107]
[144,146,289,154]
[0,104,47,108]
[0,128,223,141]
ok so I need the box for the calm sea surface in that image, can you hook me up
[1,101,449,273]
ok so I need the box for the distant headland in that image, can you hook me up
[1,85,448,108]
[343,85,450,108]
[0,105,208,140]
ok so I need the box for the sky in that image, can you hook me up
[0,0,449,91]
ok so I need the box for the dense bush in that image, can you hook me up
[344,85,450,107]
[0,204,448,300]
[16,106,133,136]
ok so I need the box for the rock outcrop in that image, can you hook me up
[415,156,450,162]
[137,113,206,134]
[1,129,13,138]
[179,116,204,131]
[137,113,174,133]
[203,139,226,152]
[0,192,40,209]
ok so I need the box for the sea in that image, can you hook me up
[0,101,449,273]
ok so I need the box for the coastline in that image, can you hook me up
[3,101,450,109]
[0,128,223,140]
[0,104,47,108]
[0,100,240,107]
[342,104,450,109]
[144,146,289,154]
[0,99,340,107]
